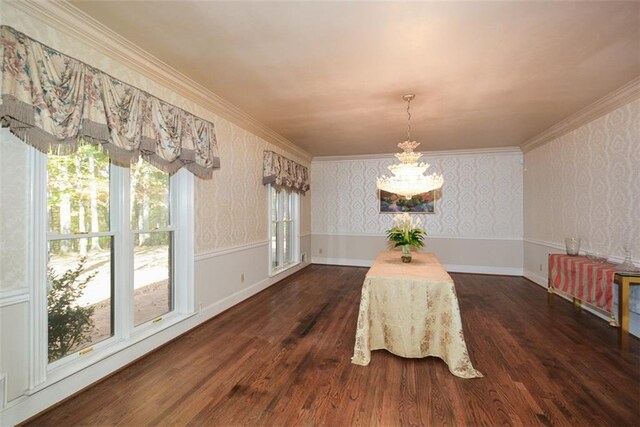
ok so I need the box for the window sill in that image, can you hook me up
[29,311,195,395]
[269,261,301,278]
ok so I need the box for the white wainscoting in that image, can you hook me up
[0,374,6,410]
[0,236,311,426]
[523,239,640,338]
[195,234,311,317]
[311,234,523,276]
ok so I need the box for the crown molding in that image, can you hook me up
[311,146,522,163]
[6,0,312,162]
[521,76,640,153]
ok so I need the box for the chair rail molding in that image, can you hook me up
[5,0,312,163]
[195,240,269,261]
[0,288,29,308]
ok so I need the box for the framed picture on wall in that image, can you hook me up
[379,190,436,214]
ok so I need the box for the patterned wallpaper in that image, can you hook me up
[524,99,640,259]
[1,4,311,256]
[195,119,311,253]
[0,130,29,291]
[311,151,523,238]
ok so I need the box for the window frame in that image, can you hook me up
[28,147,194,391]
[268,185,300,277]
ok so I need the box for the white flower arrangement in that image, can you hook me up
[386,213,426,251]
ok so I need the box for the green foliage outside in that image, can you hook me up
[48,141,170,255]
[47,258,96,362]
[46,143,172,362]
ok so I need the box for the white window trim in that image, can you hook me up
[27,150,195,392]
[267,185,300,277]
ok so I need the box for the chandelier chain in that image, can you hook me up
[406,97,411,141]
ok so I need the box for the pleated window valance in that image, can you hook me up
[0,26,220,178]
[263,150,309,194]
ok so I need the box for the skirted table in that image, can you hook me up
[548,254,616,321]
[351,250,482,379]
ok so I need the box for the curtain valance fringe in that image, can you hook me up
[0,25,220,178]
[262,150,309,194]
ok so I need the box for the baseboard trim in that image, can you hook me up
[1,261,310,426]
[311,257,373,267]
[523,269,548,288]
[524,269,640,338]
[198,261,310,319]
[445,264,523,276]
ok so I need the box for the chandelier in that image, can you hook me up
[376,94,444,200]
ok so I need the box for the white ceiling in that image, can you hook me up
[70,1,640,157]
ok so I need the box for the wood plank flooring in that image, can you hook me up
[28,265,640,426]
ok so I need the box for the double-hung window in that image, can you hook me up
[28,139,194,382]
[269,186,299,275]
[47,144,114,363]
[129,159,174,327]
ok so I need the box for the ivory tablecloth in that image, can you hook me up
[351,251,482,379]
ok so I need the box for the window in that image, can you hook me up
[130,159,173,327]
[47,145,113,363]
[34,141,194,378]
[269,186,299,274]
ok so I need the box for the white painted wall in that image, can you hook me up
[311,149,524,274]
[523,99,640,336]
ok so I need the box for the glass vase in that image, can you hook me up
[565,237,581,256]
[401,244,412,263]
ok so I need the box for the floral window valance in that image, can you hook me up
[263,150,309,194]
[0,26,219,178]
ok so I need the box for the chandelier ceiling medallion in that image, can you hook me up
[376,94,444,200]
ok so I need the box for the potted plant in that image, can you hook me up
[385,213,426,263]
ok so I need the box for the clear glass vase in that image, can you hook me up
[401,244,412,263]
[565,237,581,256]
[617,243,638,272]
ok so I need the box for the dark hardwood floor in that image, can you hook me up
[28,265,640,426]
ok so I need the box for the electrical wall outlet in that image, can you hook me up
[319,248,323,254]
[539,264,543,271]
[240,273,245,283]
[301,253,306,262]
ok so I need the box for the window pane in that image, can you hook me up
[271,221,280,269]
[283,191,290,221]
[271,187,278,221]
[131,159,170,231]
[133,231,173,326]
[283,221,291,264]
[48,143,110,234]
[48,237,113,363]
